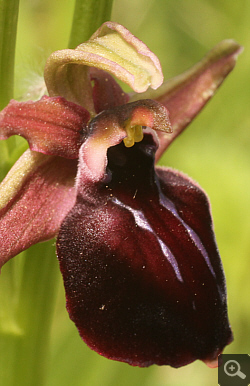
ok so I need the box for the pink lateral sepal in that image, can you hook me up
[0,96,90,159]
[0,149,77,268]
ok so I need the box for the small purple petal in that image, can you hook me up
[0,96,90,158]
[57,132,232,368]
[0,150,77,267]
[90,68,129,113]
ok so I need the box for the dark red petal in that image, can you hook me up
[90,68,129,113]
[0,96,90,158]
[57,133,232,368]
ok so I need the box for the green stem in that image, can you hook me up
[0,0,19,109]
[68,0,114,48]
[0,242,60,386]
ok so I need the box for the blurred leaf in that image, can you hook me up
[0,241,60,386]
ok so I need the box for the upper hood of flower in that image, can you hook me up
[44,22,164,114]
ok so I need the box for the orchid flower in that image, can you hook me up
[0,22,242,368]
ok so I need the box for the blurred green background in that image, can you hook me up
[2,0,250,385]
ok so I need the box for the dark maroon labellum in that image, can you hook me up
[57,132,232,368]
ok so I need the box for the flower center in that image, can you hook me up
[123,124,144,147]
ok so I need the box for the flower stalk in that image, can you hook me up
[0,0,19,109]
[68,0,114,48]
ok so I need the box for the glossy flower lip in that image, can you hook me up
[57,128,233,368]
[0,21,242,368]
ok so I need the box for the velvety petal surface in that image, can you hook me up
[57,132,232,368]
[130,40,243,160]
[0,96,90,158]
[0,149,77,267]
